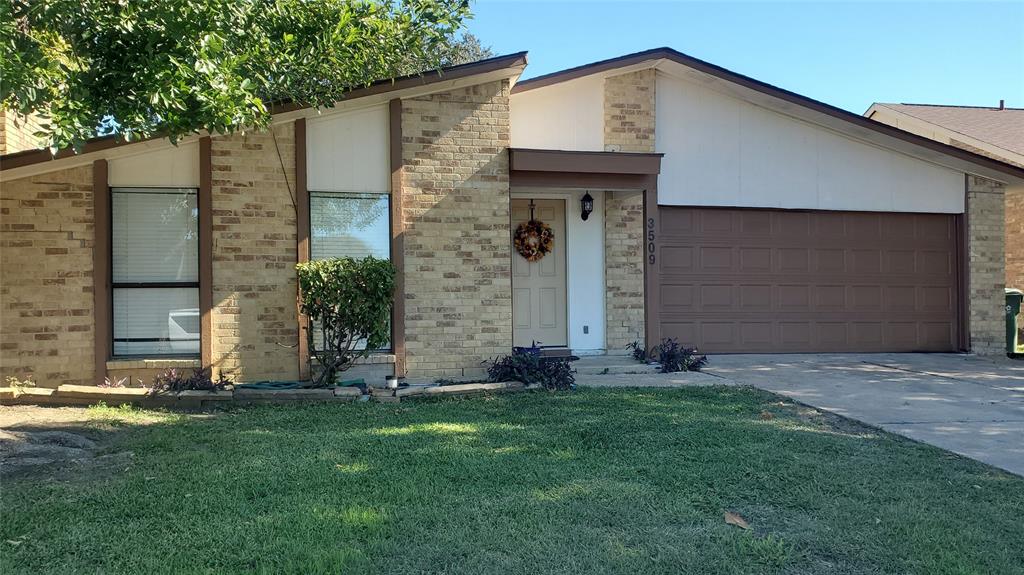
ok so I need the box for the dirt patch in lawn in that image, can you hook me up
[0,405,166,482]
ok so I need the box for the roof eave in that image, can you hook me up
[1,52,528,177]
[513,47,1024,184]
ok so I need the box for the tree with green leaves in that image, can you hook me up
[1,0,481,149]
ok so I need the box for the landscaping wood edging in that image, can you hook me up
[0,381,529,408]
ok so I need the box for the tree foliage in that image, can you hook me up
[296,257,396,387]
[1,0,472,149]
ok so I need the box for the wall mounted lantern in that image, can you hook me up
[580,192,594,221]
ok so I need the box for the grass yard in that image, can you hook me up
[2,387,1022,574]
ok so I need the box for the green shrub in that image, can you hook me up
[485,348,575,390]
[296,256,396,387]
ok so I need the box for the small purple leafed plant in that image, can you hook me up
[148,367,232,395]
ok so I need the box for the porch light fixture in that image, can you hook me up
[580,192,594,221]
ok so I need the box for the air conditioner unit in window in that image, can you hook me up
[168,308,200,352]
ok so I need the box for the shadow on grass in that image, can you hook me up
[2,388,1023,575]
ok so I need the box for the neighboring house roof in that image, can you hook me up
[512,47,1024,184]
[0,52,528,175]
[867,102,1024,160]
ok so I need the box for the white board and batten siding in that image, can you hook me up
[655,73,965,214]
[510,75,604,152]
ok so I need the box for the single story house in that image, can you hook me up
[3,48,1024,388]
[864,102,1024,291]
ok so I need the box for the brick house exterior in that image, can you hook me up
[3,49,1024,388]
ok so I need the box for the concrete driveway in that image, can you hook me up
[704,354,1024,476]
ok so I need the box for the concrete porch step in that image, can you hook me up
[572,356,662,375]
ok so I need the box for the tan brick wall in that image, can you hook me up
[0,109,46,155]
[602,70,654,351]
[604,70,656,153]
[604,191,645,351]
[210,124,300,381]
[0,166,95,388]
[1006,186,1024,291]
[400,80,513,378]
[967,175,1006,355]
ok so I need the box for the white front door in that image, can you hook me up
[511,199,567,348]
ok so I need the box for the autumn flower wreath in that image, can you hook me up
[513,219,554,262]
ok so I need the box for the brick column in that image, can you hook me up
[400,80,513,379]
[210,124,300,381]
[967,175,1006,355]
[603,70,655,351]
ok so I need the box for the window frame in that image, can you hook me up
[307,189,394,353]
[109,186,201,359]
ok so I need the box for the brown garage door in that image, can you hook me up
[658,207,962,352]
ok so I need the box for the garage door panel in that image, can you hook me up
[740,211,772,235]
[851,250,882,274]
[658,207,959,352]
[661,284,695,310]
[779,248,810,272]
[817,323,849,346]
[778,285,810,310]
[779,323,812,345]
[661,246,694,273]
[886,286,917,311]
[740,323,773,347]
[919,250,953,275]
[701,285,735,309]
[740,247,771,271]
[740,285,772,310]
[700,246,733,270]
[815,249,846,273]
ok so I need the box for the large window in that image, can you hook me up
[310,192,390,260]
[111,188,199,356]
[310,191,391,350]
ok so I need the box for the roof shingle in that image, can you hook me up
[873,103,1024,156]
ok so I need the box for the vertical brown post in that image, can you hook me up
[389,99,407,377]
[92,159,110,385]
[199,137,213,369]
[642,177,661,350]
[295,118,311,379]
[958,180,970,351]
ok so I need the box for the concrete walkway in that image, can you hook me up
[576,354,1024,475]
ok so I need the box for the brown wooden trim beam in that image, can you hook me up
[642,176,661,350]
[389,99,407,378]
[92,159,111,384]
[510,170,654,190]
[958,176,970,352]
[295,118,311,380]
[509,148,663,175]
[198,137,213,369]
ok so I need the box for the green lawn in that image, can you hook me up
[3,387,1022,574]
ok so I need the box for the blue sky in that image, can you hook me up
[468,1,1024,114]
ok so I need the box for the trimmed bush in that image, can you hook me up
[296,256,396,387]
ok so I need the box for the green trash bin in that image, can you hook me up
[1007,288,1024,354]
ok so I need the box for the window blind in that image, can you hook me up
[111,188,199,356]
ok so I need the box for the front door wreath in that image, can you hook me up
[514,219,554,262]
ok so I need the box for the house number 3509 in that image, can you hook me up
[647,217,656,265]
